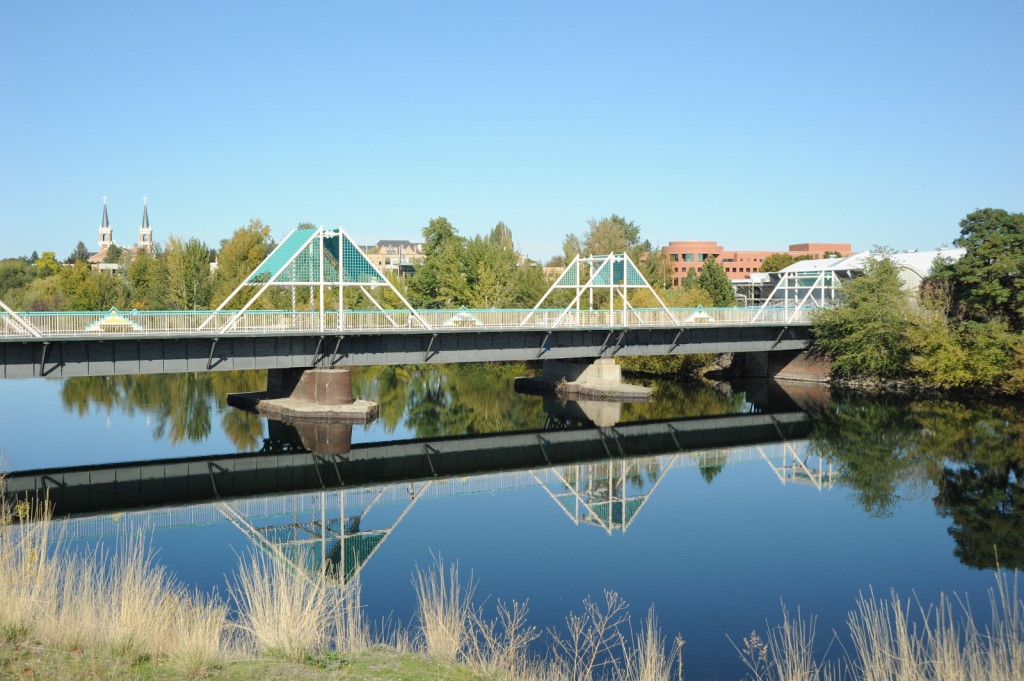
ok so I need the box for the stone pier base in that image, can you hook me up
[228,368,378,423]
[736,350,831,383]
[515,358,653,401]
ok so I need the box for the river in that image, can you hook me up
[1,364,1020,679]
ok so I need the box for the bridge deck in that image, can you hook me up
[0,307,810,341]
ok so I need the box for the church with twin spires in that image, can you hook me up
[88,197,155,269]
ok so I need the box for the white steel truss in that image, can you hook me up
[752,269,841,323]
[521,253,678,327]
[201,226,429,334]
[0,298,40,338]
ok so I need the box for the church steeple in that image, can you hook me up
[98,195,113,251]
[138,197,153,250]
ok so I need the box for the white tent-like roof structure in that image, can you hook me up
[754,247,967,321]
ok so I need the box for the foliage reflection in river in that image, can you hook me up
[58,364,750,447]
[59,371,267,451]
[810,395,1024,569]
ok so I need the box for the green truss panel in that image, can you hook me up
[247,228,317,283]
[244,228,386,286]
[590,258,613,286]
[341,232,386,284]
[553,261,579,288]
[625,259,646,286]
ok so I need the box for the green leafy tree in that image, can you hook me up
[813,255,915,377]
[0,258,37,300]
[759,253,813,273]
[56,262,126,310]
[408,217,470,308]
[124,247,168,309]
[103,244,123,264]
[941,208,1024,330]
[165,235,213,310]
[67,241,91,264]
[697,256,736,307]
[35,251,61,277]
[213,219,274,304]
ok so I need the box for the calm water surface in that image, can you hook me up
[1,364,1021,680]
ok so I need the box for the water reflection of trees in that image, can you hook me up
[60,371,267,450]
[810,395,1024,569]
[354,364,748,437]
[59,364,751,455]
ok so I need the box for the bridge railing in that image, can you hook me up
[0,306,814,339]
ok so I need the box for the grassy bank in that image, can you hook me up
[3,486,1024,680]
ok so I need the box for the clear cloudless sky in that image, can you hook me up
[1,1,1021,261]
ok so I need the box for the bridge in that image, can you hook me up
[4,411,812,516]
[5,411,833,581]
[0,226,824,379]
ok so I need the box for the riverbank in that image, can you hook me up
[0,644,488,681]
[4,492,1024,680]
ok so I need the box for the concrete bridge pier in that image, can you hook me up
[516,358,653,401]
[736,350,830,383]
[228,367,378,422]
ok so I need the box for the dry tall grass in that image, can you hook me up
[228,551,332,662]
[0,496,59,645]
[7,476,1024,681]
[736,573,1024,681]
[412,554,477,660]
[620,607,680,681]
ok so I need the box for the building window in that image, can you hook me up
[683,253,695,262]
[673,277,679,286]
[671,253,679,262]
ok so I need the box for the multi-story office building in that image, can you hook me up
[661,240,852,286]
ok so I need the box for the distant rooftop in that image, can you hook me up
[778,248,966,277]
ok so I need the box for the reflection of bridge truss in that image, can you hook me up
[533,456,679,534]
[758,443,836,491]
[217,483,431,585]
[51,440,837,580]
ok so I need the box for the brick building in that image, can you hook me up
[661,240,852,286]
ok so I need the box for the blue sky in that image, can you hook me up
[1,1,1021,261]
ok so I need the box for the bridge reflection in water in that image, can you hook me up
[6,410,834,584]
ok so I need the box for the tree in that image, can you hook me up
[697,256,736,307]
[408,217,470,308]
[561,215,663,285]
[942,208,1024,330]
[812,255,916,377]
[35,251,61,277]
[759,253,813,273]
[67,241,91,264]
[57,261,126,310]
[124,247,168,309]
[213,219,274,303]
[103,244,123,264]
[165,235,213,310]
[0,258,37,299]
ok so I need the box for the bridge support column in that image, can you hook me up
[228,368,377,423]
[736,350,830,382]
[515,358,653,401]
